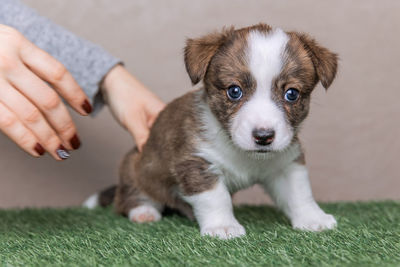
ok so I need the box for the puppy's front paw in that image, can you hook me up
[128,205,162,223]
[292,212,337,231]
[201,223,246,240]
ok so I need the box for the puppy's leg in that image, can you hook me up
[128,198,164,223]
[264,162,337,231]
[115,148,164,223]
[182,180,245,239]
[115,182,164,223]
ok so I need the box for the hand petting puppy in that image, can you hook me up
[101,65,165,151]
[0,24,164,158]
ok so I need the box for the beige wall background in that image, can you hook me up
[0,0,399,208]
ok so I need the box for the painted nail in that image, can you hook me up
[81,100,92,114]
[69,134,81,150]
[56,145,70,160]
[34,143,45,156]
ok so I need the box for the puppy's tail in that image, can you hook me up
[82,185,117,209]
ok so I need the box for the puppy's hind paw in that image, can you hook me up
[292,213,337,232]
[128,205,162,223]
[201,223,246,240]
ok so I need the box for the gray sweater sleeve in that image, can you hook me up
[0,0,121,114]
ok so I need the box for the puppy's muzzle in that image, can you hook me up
[252,128,275,146]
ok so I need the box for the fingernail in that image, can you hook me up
[69,134,81,150]
[81,100,92,114]
[56,145,70,160]
[34,143,45,156]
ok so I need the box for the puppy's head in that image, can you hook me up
[184,23,338,152]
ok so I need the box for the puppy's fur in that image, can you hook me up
[84,23,338,239]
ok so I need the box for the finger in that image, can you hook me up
[146,99,165,128]
[0,102,44,157]
[126,112,150,152]
[147,115,157,129]
[0,81,75,158]
[19,39,92,115]
[7,65,80,150]
[147,106,164,128]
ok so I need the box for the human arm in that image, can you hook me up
[0,0,164,157]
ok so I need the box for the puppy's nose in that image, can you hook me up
[252,128,275,146]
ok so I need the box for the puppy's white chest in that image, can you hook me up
[196,139,301,193]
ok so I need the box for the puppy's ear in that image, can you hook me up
[296,33,338,89]
[184,27,234,85]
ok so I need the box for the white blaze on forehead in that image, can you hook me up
[230,28,293,151]
[247,28,289,91]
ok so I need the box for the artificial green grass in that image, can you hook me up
[0,202,399,266]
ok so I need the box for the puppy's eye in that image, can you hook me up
[227,85,243,101]
[284,88,300,102]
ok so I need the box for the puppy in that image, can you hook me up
[84,23,338,239]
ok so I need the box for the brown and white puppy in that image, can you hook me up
[84,23,338,239]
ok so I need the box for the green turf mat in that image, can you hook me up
[0,201,399,266]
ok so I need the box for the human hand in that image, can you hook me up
[0,25,92,160]
[101,65,165,151]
